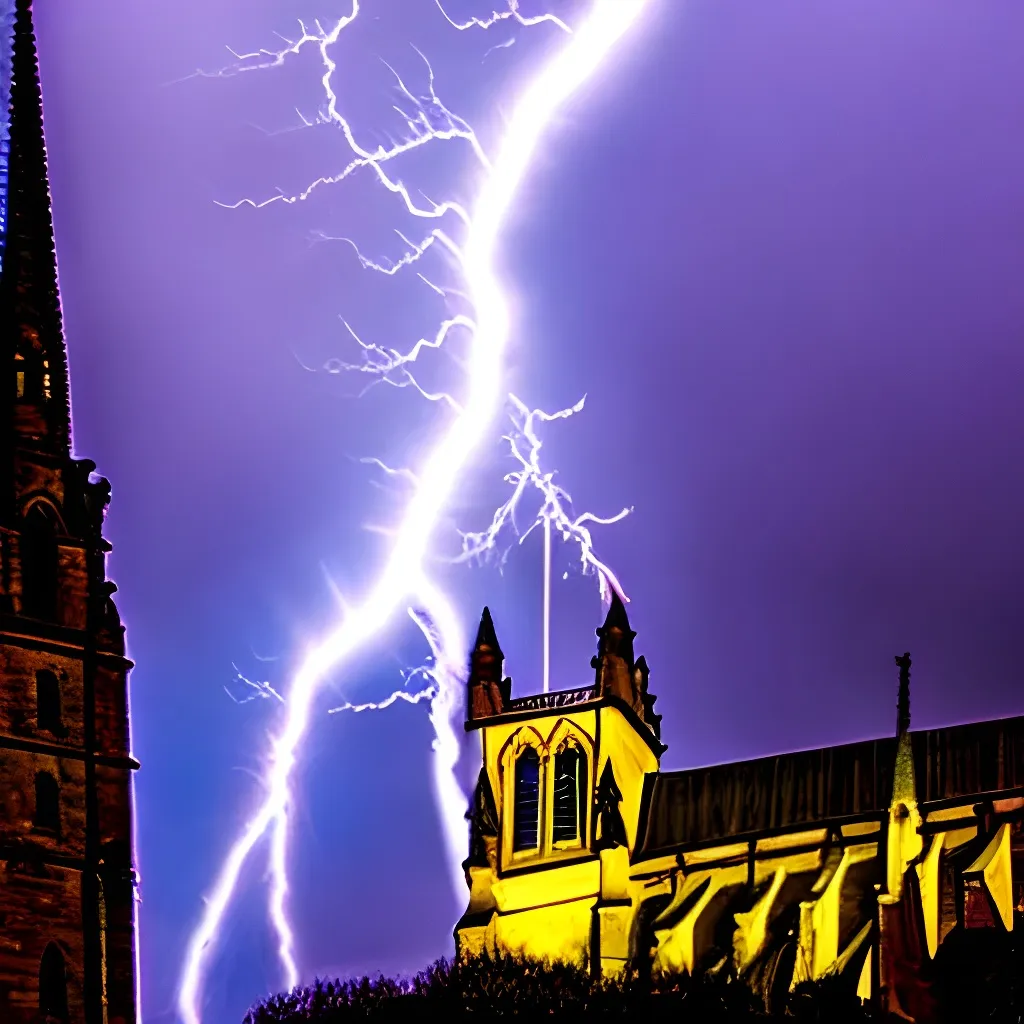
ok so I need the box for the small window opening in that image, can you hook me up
[39,942,69,1023]
[34,772,60,833]
[553,745,587,845]
[513,747,540,852]
[16,369,25,398]
[22,505,59,621]
[36,671,62,735]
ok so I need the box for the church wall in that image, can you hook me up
[95,765,132,853]
[12,458,64,511]
[594,704,658,854]
[492,896,596,966]
[93,661,131,759]
[0,750,87,858]
[481,708,598,875]
[0,862,87,1023]
[469,711,601,965]
[0,644,84,744]
[54,545,89,631]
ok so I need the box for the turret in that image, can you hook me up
[466,607,511,721]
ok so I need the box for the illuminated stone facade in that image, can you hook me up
[0,2,139,1022]
[456,597,1024,1018]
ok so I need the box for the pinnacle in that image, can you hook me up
[600,588,631,635]
[474,606,501,653]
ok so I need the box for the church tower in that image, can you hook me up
[457,594,664,975]
[0,3,140,1022]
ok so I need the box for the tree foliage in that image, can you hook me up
[244,917,1023,1023]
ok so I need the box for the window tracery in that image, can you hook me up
[552,743,586,846]
[513,746,540,852]
[501,721,594,864]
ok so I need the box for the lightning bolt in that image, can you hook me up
[177,3,649,1022]
[457,393,633,692]
[458,393,632,602]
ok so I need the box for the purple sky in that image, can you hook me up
[33,0,1024,1020]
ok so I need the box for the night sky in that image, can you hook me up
[30,1,1024,1020]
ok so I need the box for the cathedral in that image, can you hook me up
[456,597,1024,1018]
[0,2,139,1022]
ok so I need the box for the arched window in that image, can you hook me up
[512,747,540,852]
[552,744,587,845]
[36,670,62,735]
[34,772,60,833]
[39,942,69,1023]
[22,504,59,621]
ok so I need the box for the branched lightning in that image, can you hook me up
[178,3,649,1023]
[435,0,572,34]
[226,665,285,705]
[458,393,632,603]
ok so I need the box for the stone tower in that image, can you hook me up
[0,2,140,1022]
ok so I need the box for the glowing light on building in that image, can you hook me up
[178,3,649,1022]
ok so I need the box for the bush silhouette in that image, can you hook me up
[244,925,1022,1023]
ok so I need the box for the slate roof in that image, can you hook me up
[635,714,1024,860]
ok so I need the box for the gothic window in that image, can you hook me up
[21,503,59,621]
[36,670,62,735]
[512,747,540,852]
[552,744,587,845]
[34,771,60,833]
[39,942,69,1023]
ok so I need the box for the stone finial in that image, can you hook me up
[467,607,510,721]
[591,591,637,706]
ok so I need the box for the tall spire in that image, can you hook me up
[0,0,71,455]
[474,606,502,659]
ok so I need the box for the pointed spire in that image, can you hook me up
[592,591,639,708]
[895,652,911,736]
[475,606,502,658]
[599,589,635,640]
[467,606,510,721]
[1,0,71,454]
